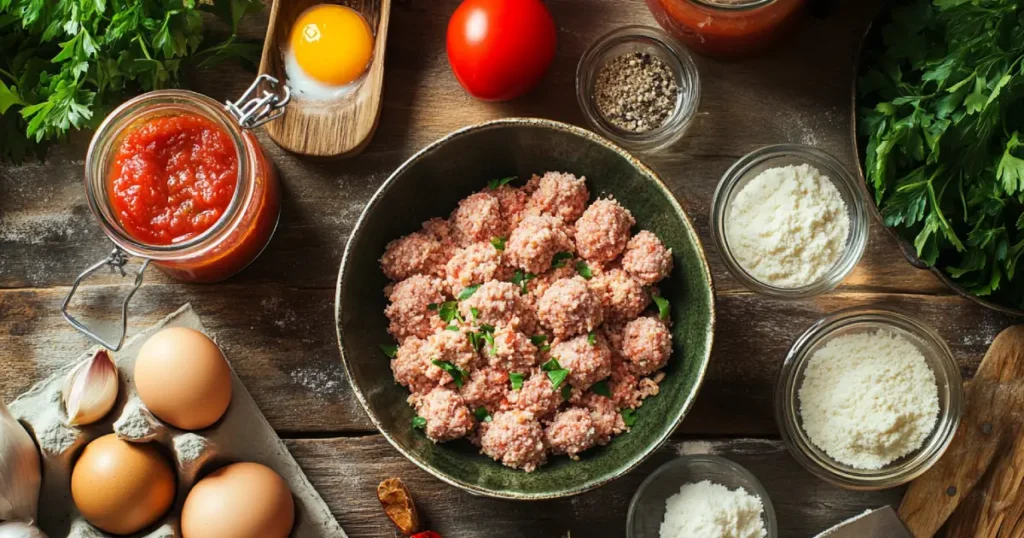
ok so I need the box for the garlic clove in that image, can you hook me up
[0,401,41,523]
[0,522,48,538]
[62,349,119,427]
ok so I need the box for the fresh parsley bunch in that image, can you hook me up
[0,0,263,161]
[858,0,1024,309]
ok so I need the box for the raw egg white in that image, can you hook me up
[284,4,374,100]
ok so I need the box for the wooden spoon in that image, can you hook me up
[257,0,391,158]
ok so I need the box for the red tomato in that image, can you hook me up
[446,0,557,101]
[411,533,441,538]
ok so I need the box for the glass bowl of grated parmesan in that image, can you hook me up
[775,307,963,490]
[710,144,869,298]
[626,455,777,538]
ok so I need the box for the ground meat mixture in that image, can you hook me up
[480,409,548,472]
[505,214,575,275]
[588,268,649,322]
[381,173,676,471]
[412,387,475,442]
[537,277,604,338]
[385,275,448,342]
[545,408,597,459]
[527,171,590,224]
[451,191,505,246]
[621,230,673,286]
[575,198,636,263]
[446,242,510,296]
[551,333,613,390]
[381,231,448,281]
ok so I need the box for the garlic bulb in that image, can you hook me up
[0,522,47,538]
[0,400,41,523]
[62,349,119,426]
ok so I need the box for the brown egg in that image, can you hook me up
[135,327,232,430]
[71,434,176,535]
[181,462,295,538]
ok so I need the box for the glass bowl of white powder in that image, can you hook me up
[710,144,869,298]
[775,307,963,490]
[626,455,777,538]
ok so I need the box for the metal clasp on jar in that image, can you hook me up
[63,76,289,350]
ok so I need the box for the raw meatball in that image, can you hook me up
[381,232,448,281]
[551,333,613,390]
[526,261,577,301]
[619,317,673,376]
[487,327,539,372]
[588,269,649,323]
[480,410,548,472]
[451,192,504,246]
[507,372,561,419]
[445,242,510,296]
[391,337,435,394]
[412,387,474,442]
[608,362,642,410]
[527,172,589,224]
[490,184,529,228]
[545,408,597,459]
[421,217,458,261]
[537,277,604,338]
[459,281,536,334]
[582,393,627,445]
[385,275,447,342]
[460,367,509,411]
[575,199,635,263]
[423,327,482,385]
[621,231,673,285]
[505,215,575,275]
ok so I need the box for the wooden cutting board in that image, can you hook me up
[898,325,1024,537]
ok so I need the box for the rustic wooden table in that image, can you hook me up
[1,1,1016,536]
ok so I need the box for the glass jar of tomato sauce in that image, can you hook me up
[645,0,806,59]
[65,76,289,349]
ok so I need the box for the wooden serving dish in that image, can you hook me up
[257,0,391,158]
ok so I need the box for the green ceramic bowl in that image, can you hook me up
[336,118,715,499]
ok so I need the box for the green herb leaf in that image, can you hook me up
[431,360,467,388]
[478,324,496,333]
[482,331,496,355]
[491,236,507,251]
[511,270,536,295]
[427,303,439,311]
[509,372,525,391]
[551,252,573,269]
[474,406,492,422]
[561,384,572,401]
[379,344,398,358]
[587,332,597,346]
[621,409,637,427]
[592,380,611,397]
[412,416,427,429]
[458,285,481,301]
[445,324,460,332]
[547,368,570,390]
[488,176,517,190]
[652,295,671,321]
[469,307,480,321]
[530,335,547,346]
[576,261,593,280]
[541,358,562,372]
[437,301,462,323]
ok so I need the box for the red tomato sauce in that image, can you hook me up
[646,0,805,59]
[110,114,239,245]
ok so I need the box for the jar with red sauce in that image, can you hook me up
[645,0,806,59]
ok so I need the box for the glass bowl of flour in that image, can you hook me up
[775,307,963,490]
[710,144,869,298]
[626,455,777,538]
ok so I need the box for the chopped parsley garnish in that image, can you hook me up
[561,384,572,401]
[511,269,536,295]
[474,406,493,422]
[551,251,573,269]
[587,332,597,346]
[458,285,481,301]
[479,324,496,333]
[427,303,439,311]
[379,344,398,358]
[547,368,570,390]
[576,261,593,280]
[621,408,637,427]
[431,360,467,388]
[509,372,525,391]
[541,358,561,372]
[412,416,427,429]
[652,294,671,321]
[530,334,551,352]
[481,331,496,355]
[491,236,507,251]
[488,176,517,190]
[445,324,460,332]
[469,307,480,321]
[437,301,462,323]
[467,332,483,351]
[592,380,611,398]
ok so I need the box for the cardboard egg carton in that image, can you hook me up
[11,304,346,538]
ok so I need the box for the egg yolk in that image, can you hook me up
[289,4,374,86]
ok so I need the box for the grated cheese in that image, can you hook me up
[659,480,767,538]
